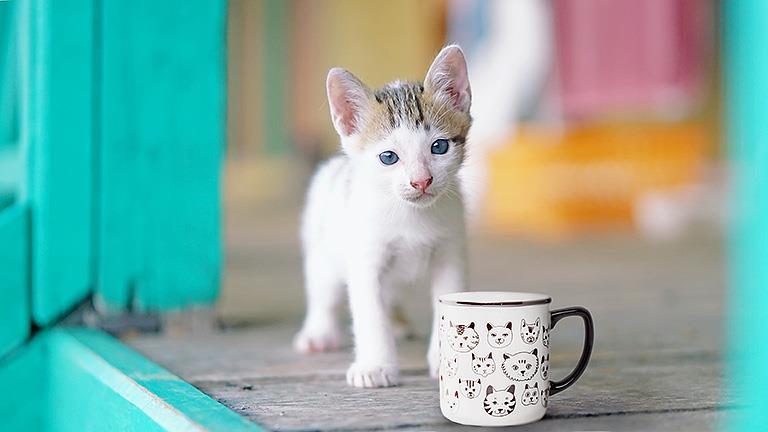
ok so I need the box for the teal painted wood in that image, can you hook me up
[0,0,19,148]
[0,329,46,431]
[97,0,225,311]
[0,204,29,358]
[723,1,768,430]
[19,0,95,325]
[0,329,261,431]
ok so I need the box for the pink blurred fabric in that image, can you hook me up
[553,0,711,120]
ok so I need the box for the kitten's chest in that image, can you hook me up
[384,237,434,284]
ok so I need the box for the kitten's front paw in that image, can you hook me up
[293,325,342,354]
[346,363,399,388]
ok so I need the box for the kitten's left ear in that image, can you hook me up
[424,45,471,113]
[535,317,541,326]
[326,68,372,137]
[468,322,475,329]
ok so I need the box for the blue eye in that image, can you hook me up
[431,139,449,155]
[378,151,399,165]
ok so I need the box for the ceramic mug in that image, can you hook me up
[438,292,594,427]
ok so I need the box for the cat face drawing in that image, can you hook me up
[501,348,539,381]
[541,324,550,347]
[541,385,550,408]
[458,377,482,399]
[521,382,540,406]
[471,352,496,377]
[540,353,550,380]
[444,388,459,412]
[486,322,513,348]
[442,355,458,377]
[483,385,516,417]
[447,321,479,352]
[521,318,541,344]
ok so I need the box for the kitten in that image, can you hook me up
[292,45,473,388]
[471,352,496,377]
[443,355,458,377]
[458,377,482,399]
[447,321,480,353]
[501,348,539,381]
[483,385,516,417]
[540,353,550,379]
[486,322,513,348]
[521,318,541,344]
[541,385,550,408]
[521,382,540,406]
[541,324,550,347]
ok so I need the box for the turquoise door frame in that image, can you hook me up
[0,0,225,355]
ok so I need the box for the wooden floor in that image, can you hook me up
[125,189,728,431]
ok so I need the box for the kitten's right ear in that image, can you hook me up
[326,68,371,137]
[486,323,493,331]
[424,45,471,113]
[486,385,495,396]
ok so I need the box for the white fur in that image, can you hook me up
[294,46,471,388]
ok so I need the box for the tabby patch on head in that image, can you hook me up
[501,348,539,381]
[447,321,479,353]
[325,45,472,208]
[483,385,516,417]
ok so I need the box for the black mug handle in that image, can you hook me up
[549,306,594,396]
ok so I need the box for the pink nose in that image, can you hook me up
[410,177,433,193]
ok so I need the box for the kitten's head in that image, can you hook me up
[521,318,541,344]
[486,322,513,348]
[471,352,496,377]
[325,45,472,208]
[501,348,540,381]
[522,383,540,406]
[483,385,516,417]
[542,325,550,347]
[447,321,479,352]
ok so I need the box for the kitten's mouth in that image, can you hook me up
[402,190,439,206]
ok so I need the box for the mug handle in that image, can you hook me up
[549,306,594,396]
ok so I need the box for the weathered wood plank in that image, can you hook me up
[190,361,723,431]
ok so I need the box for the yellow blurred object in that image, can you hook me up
[483,122,710,238]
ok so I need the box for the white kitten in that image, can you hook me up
[293,45,473,388]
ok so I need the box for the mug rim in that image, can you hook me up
[439,291,552,307]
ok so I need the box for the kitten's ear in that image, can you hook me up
[524,383,529,389]
[488,352,493,359]
[454,391,459,398]
[458,378,463,384]
[449,321,455,327]
[326,68,371,137]
[477,378,481,385]
[468,322,475,329]
[531,348,538,356]
[471,353,476,360]
[486,385,495,396]
[424,45,471,113]
[486,323,493,331]
[535,317,541,326]
[534,382,539,389]
[503,353,510,360]
[505,321,512,330]
[521,318,526,327]
[506,384,515,394]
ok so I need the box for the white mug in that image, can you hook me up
[438,292,594,427]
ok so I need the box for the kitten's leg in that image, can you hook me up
[428,241,467,378]
[294,254,344,353]
[346,266,399,388]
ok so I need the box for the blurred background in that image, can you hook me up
[222,0,724,334]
